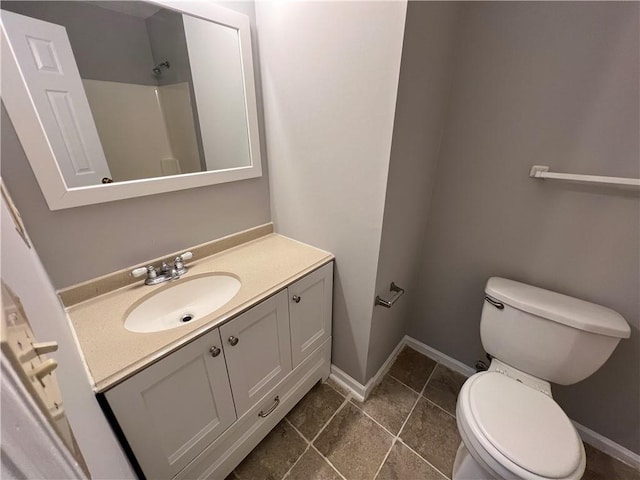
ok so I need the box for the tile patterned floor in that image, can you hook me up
[229,346,640,480]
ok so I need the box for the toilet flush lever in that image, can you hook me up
[485,296,504,310]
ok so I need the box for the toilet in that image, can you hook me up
[452,277,631,480]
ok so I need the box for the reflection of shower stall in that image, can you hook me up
[83,79,201,182]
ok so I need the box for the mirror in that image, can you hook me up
[1,0,262,209]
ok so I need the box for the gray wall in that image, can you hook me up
[146,9,191,86]
[367,2,460,380]
[407,2,639,453]
[256,1,408,384]
[0,1,271,289]
[2,1,158,85]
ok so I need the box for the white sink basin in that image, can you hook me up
[124,274,241,333]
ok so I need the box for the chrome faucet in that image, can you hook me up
[131,252,193,285]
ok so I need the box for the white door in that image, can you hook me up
[1,10,111,187]
[104,328,236,479]
[220,290,292,417]
[289,263,333,368]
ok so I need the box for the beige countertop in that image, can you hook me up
[66,233,333,392]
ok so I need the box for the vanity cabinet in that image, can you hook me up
[102,261,333,480]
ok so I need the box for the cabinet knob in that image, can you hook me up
[228,336,239,346]
[209,346,221,357]
[292,295,301,304]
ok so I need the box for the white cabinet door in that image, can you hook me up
[220,290,292,417]
[104,328,236,480]
[289,262,333,368]
[1,10,112,187]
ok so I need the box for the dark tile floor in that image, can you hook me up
[229,346,640,480]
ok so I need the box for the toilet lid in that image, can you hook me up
[465,372,583,479]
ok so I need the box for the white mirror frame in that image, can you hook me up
[1,1,262,210]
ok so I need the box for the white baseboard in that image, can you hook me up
[403,335,476,377]
[572,420,640,469]
[330,335,640,469]
[330,337,406,403]
[362,337,406,398]
[328,365,366,402]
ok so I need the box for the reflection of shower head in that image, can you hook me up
[152,60,170,75]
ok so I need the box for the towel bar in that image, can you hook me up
[530,165,640,189]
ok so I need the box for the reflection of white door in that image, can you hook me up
[1,10,111,187]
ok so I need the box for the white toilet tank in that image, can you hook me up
[481,277,630,385]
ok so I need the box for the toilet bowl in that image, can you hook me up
[452,278,630,480]
[454,369,585,480]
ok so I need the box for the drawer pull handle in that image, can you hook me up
[292,295,301,303]
[228,336,239,346]
[210,346,221,357]
[258,396,280,418]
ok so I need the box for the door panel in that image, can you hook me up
[105,329,235,479]
[220,290,292,417]
[289,263,333,367]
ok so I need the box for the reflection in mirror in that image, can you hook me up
[1,1,251,186]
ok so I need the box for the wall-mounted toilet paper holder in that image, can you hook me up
[375,282,405,308]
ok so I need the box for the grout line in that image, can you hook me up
[414,363,459,419]
[372,438,397,480]
[314,383,405,480]
[388,362,457,420]
[386,362,438,395]
[424,364,439,391]
[391,364,454,480]
[280,443,310,480]
[395,363,436,439]
[372,363,444,480]
[280,418,312,480]
[310,444,348,480]
[424,363,441,388]
[284,417,311,446]
[423,396,457,420]
[309,394,352,445]
[386,372,423,394]
[397,438,451,480]
[348,399,398,438]
[283,386,351,480]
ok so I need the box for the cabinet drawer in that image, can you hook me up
[289,262,333,368]
[220,290,292,417]
[105,328,236,479]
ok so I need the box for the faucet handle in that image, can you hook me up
[174,252,192,274]
[131,265,157,279]
[131,266,148,278]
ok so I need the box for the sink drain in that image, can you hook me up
[180,313,194,323]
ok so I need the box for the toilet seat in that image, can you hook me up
[457,372,585,480]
